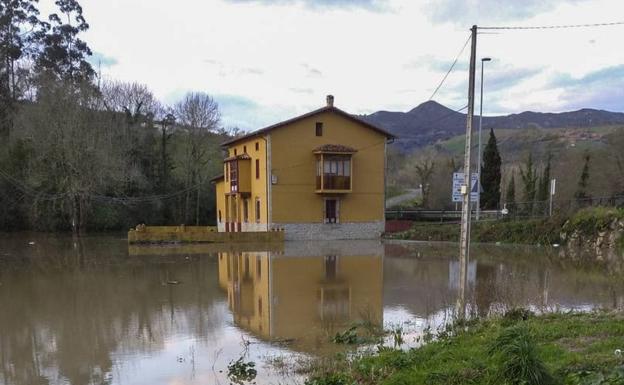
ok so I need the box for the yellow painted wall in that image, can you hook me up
[269,110,387,223]
[217,251,383,352]
[218,252,271,338]
[222,139,268,225]
[270,255,383,348]
[216,180,225,224]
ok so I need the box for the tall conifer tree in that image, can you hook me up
[506,172,516,212]
[480,128,502,209]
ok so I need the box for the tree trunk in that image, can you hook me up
[195,181,200,225]
[70,195,78,236]
[78,194,87,235]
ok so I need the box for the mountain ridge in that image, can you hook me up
[359,101,624,150]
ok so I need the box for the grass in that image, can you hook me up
[389,217,565,245]
[389,207,624,246]
[305,311,624,385]
[562,207,624,238]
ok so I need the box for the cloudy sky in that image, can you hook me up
[39,0,624,130]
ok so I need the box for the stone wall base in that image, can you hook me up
[273,221,384,241]
[241,222,269,232]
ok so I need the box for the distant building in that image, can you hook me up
[212,95,395,240]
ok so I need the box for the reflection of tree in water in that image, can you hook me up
[0,235,224,385]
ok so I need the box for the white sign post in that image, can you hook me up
[452,173,479,203]
[549,178,556,217]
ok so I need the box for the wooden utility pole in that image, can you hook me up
[457,25,478,318]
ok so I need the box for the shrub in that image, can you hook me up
[489,324,554,385]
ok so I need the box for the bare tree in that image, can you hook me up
[17,75,125,234]
[174,92,220,224]
[405,149,436,208]
[100,80,159,122]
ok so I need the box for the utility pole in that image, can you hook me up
[457,25,478,319]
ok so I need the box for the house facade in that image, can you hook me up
[212,95,394,240]
[216,241,383,349]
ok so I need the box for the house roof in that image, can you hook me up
[223,153,252,162]
[209,174,224,183]
[221,105,395,147]
[313,144,358,154]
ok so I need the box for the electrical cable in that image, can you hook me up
[428,34,471,101]
[479,21,624,30]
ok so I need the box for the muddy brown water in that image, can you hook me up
[0,234,622,385]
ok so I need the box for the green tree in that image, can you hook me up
[0,0,44,133]
[505,171,516,213]
[36,0,94,82]
[574,153,591,202]
[537,154,552,203]
[480,128,501,210]
[519,153,538,208]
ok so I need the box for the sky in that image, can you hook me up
[38,0,624,131]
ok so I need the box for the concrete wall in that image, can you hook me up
[128,226,283,243]
[274,221,384,241]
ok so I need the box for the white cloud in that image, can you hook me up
[37,0,624,129]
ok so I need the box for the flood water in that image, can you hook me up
[0,233,623,385]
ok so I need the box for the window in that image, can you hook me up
[255,142,259,151]
[229,161,238,192]
[218,210,222,223]
[234,148,237,155]
[243,145,247,153]
[243,199,249,223]
[315,122,323,136]
[324,199,338,223]
[255,159,260,179]
[256,257,261,278]
[225,163,229,182]
[258,298,262,316]
[317,155,351,190]
[255,198,261,222]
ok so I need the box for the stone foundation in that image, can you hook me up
[274,221,384,241]
[241,222,269,232]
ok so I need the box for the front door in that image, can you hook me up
[325,199,338,224]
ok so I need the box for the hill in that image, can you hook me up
[360,101,624,151]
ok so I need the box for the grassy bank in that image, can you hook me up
[388,217,565,245]
[306,311,624,385]
[388,207,624,246]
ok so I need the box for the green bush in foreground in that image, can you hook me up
[489,324,554,385]
[305,312,624,385]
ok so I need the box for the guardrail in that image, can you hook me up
[385,209,502,222]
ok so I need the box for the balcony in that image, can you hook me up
[225,154,251,195]
[314,145,356,193]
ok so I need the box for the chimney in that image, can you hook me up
[326,94,334,107]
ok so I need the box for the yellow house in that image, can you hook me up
[212,95,395,240]
[216,241,384,353]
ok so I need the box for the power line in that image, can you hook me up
[428,34,471,101]
[0,167,206,204]
[479,21,624,30]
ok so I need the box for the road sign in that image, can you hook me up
[452,172,479,203]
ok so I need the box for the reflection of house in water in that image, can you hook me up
[218,241,383,350]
